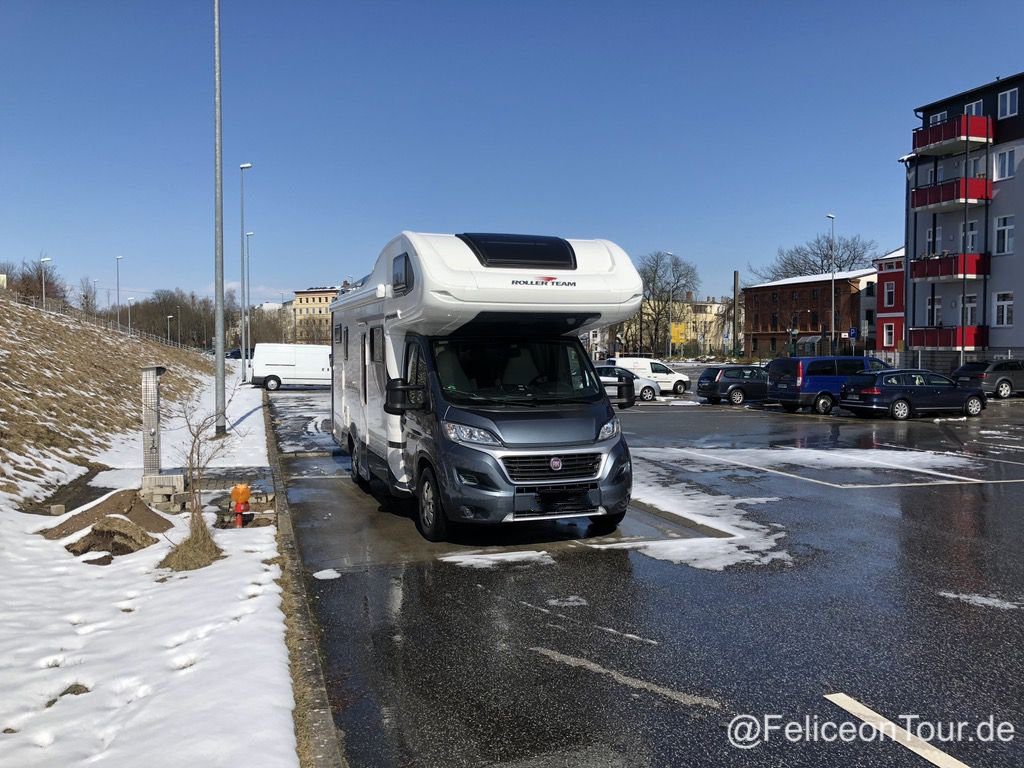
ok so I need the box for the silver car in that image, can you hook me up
[596,365,659,404]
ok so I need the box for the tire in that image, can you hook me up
[890,399,911,421]
[589,510,626,535]
[728,388,746,405]
[417,466,448,542]
[964,395,984,417]
[705,396,721,405]
[348,437,370,491]
[264,376,281,391]
[673,380,687,395]
[813,394,833,415]
[640,386,656,402]
[782,404,799,413]
[996,380,1012,399]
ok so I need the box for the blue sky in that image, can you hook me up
[2,1,1023,304]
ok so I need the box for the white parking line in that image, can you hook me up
[876,441,1024,468]
[776,445,984,484]
[825,692,971,768]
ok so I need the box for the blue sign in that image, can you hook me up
[849,327,858,339]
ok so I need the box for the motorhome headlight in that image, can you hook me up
[598,416,621,441]
[442,421,501,446]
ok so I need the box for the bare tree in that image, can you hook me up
[78,276,99,314]
[750,234,877,283]
[622,251,700,355]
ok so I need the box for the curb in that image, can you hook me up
[264,391,348,768]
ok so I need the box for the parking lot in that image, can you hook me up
[270,386,1024,767]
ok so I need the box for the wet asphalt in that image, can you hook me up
[269,385,1024,767]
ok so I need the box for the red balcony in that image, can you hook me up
[913,115,993,156]
[908,325,988,350]
[910,252,990,281]
[911,177,992,213]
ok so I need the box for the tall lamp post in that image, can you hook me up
[826,213,836,353]
[664,251,675,359]
[127,298,134,336]
[91,279,99,316]
[245,230,254,380]
[40,256,52,310]
[167,314,174,343]
[177,304,181,346]
[239,162,253,380]
[115,255,124,328]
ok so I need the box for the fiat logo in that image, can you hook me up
[549,457,562,471]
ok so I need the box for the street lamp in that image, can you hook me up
[245,230,254,380]
[177,304,181,346]
[128,297,134,336]
[115,255,124,328]
[239,162,253,380]
[826,213,836,353]
[665,251,675,359]
[39,256,52,310]
[167,314,174,343]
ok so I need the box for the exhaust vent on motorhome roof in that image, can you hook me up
[457,233,577,270]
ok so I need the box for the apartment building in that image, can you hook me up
[874,248,906,352]
[743,269,875,358]
[292,286,339,343]
[905,73,1022,361]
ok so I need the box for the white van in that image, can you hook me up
[603,357,690,394]
[250,343,331,390]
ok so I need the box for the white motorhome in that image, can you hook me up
[331,232,642,541]
[250,343,331,390]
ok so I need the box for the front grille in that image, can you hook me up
[515,483,599,516]
[501,453,601,482]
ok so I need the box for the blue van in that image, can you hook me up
[766,356,890,414]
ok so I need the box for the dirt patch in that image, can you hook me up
[45,683,90,708]
[42,489,173,540]
[66,517,158,557]
[18,463,113,516]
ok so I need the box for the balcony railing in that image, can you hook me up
[910,252,990,281]
[908,325,988,349]
[913,115,993,155]
[911,177,992,212]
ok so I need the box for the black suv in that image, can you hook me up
[696,365,768,405]
[951,359,1024,399]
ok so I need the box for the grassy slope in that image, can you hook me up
[0,294,214,499]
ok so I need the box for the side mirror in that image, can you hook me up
[615,375,635,409]
[384,377,427,415]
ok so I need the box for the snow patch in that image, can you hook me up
[545,595,588,608]
[938,591,1023,610]
[312,568,341,580]
[440,550,555,569]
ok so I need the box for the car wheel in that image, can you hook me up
[705,396,721,405]
[964,395,984,417]
[728,388,745,405]
[996,380,1012,399]
[417,466,448,542]
[673,380,687,395]
[348,437,370,491]
[890,399,911,421]
[813,394,833,415]
[640,386,656,401]
[265,376,281,391]
[589,510,626,535]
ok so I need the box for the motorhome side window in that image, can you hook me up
[342,327,349,360]
[392,253,413,296]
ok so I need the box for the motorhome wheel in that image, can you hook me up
[417,467,448,542]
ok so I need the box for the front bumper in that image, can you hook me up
[435,437,632,524]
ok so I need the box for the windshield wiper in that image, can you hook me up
[534,396,600,404]
[443,388,505,405]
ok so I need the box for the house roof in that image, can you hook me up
[748,268,877,290]
[874,246,905,263]
[916,71,1024,112]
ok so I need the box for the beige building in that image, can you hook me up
[292,286,339,343]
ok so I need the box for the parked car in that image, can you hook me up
[766,355,891,415]
[602,357,690,394]
[951,359,1024,400]
[696,365,768,405]
[839,368,986,420]
[596,365,660,404]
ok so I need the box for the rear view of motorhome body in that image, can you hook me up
[331,232,642,541]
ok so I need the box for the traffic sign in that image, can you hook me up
[849,327,858,339]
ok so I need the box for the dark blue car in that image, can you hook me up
[766,355,890,415]
[839,368,986,420]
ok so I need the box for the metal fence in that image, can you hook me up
[2,290,196,352]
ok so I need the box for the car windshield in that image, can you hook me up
[431,338,604,406]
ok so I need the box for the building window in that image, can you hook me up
[968,155,983,178]
[995,148,1016,180]
[998,88,1018,119]
[926,226,943,254]
[811,288,819,300]
[965,99,983,116]
[865,309,875,323]
[810,311,819,328]
[770,337,777,352]
[883,324,895,347]
[770,313,778,330]
[995,292,1014,327]
[960,220,979,252]
[996,216,1015,255]
[995,290,1011,323]
[927,295,942,326]
[752,338,758,352]
[884,282,895,308]
[963,294,977,326]
[929,111,947,125]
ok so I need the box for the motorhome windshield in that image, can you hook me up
[431,338,604,405]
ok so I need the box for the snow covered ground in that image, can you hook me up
[0,368,297,767]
